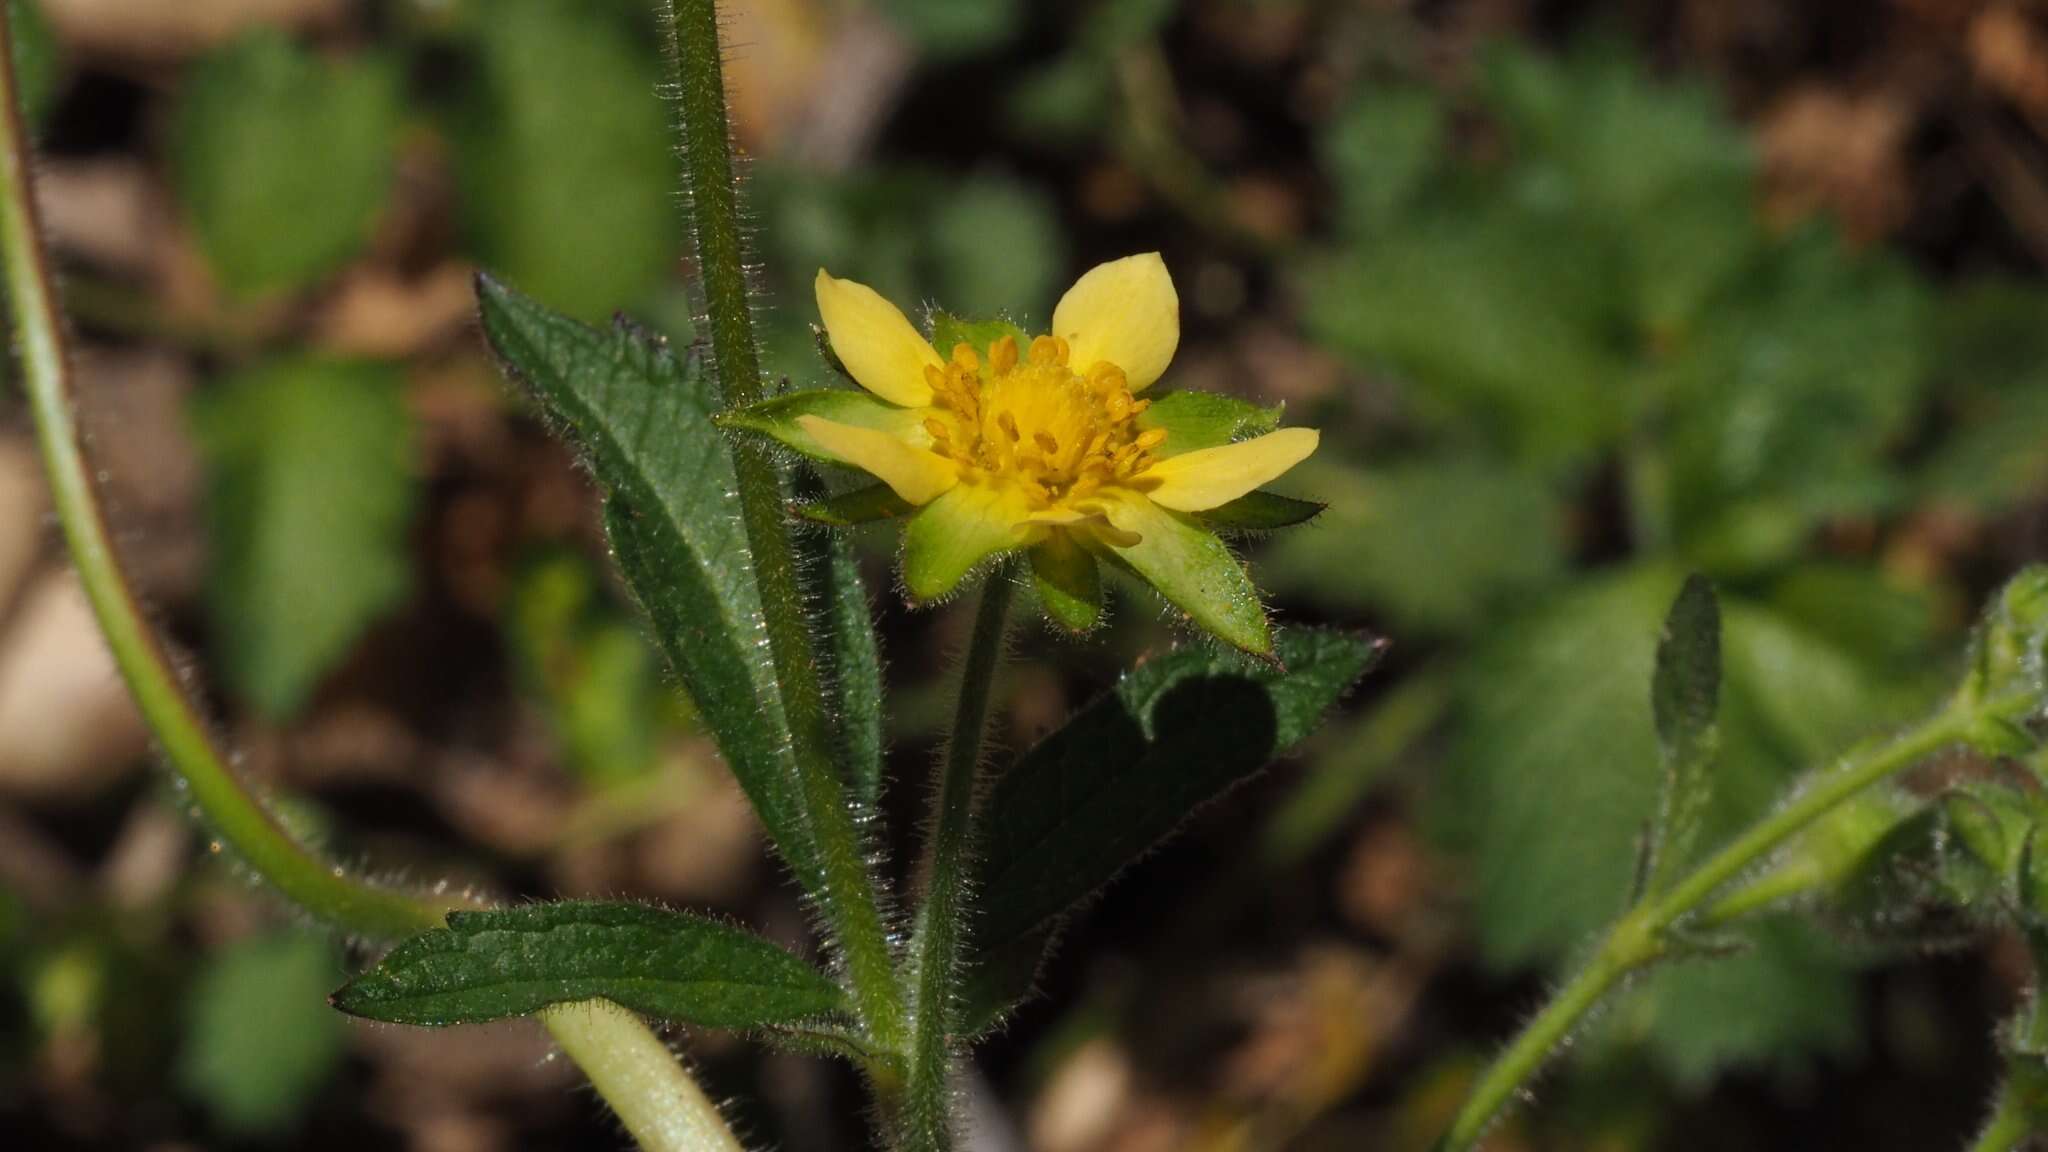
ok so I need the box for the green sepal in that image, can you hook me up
[902,486,1027,603]
[929,311,1028,366]
[330,901,847,1030]
[1104,499,1272,656]
[1137,390,1282,456]
[1196,489,1326,533]
[1030,534,1104,633]
[719,389,924,461]
[798,483,913,527]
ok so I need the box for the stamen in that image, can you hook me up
[1135,428,1168,451]
[951,343,980,372]
[1028,335,1062,365]
[997,411,1020,441]
[989,334,1018,375]
[1033,431,1060,456]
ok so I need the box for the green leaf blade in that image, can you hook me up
[477,275,820,888]
[333,902,847,1030]
[973,629,1382,958]
[1649,574,1723,889]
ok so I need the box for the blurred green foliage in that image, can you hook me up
[173,31,400,299]
[507,551,686,786]
[1279,37,2048,1086]
[178,930,347,1135]
[449,0,680,322]
[191,359,416,719]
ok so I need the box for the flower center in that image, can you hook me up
[920,333,1164,508]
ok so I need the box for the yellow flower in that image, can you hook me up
[727,253,1320,655]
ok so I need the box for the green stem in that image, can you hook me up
[0,13,741,1151]
[658,0,906,1051]
[541,1003,746,1152]
[903,570,1014,1152]
[0,15,432,945]
[1440,699,1993,1151]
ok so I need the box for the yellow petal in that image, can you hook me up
[1140,428,1320,512]
[797,415,958,506]
[1050,253,1179,392]
[815,270,939,408]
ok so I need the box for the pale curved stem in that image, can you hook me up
[542,1003,747,1152]
[0,10,741,1151]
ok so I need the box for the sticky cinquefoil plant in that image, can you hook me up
[7,4,2048,1152]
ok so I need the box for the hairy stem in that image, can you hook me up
[658,0,906,1051]
[0,12,739,1151]
[903,570,1014,1151]
[542,1003,746,1152]
[1441,698,2000,1151]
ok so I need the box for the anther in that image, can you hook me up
[951,343,980,372]
[1028,335,1062,365]
[1033,431,1060,456]
[924,418,952,444]
[989,334,1018,375]
[1135,428,1168,451]
[997,411,1020,441]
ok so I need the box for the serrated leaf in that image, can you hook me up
[180,930,346,1136]
[972,629,1381,958]
[1136,389,1282,455]
[332,902,846,1029]
[451,0,679,321]
[476,275,820,888]
[172,31,398,298]
[1195,489,1326,533]
[799,483,913,527]
[1647,575,1722,890]
[191,358,414,719]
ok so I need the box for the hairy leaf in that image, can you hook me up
[173,31,398,298]
[1196,490,1326,533]
[333,902,845,1029]
[1137,390,1282,455]
[1648,575,1722,889]
[973,629,1381,956]
[477,275,820,887]
[191,358,414,719]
